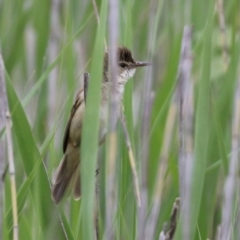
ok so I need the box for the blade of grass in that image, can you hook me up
[5,73,68,239]
[5,115,74,240]
[78,0,108,239]
[188,6,213,239]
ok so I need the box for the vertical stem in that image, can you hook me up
[6,111,18,240]
[0,53,7,240]
[105,0,119,238]
[159,198,180,240]
[91,0,100,24]
[220,75,240,240]
[91,0,107,50]
[177,26,193,240]
[138,0,163,237]
[120,112,141,207]
[139,1,164,238]
[147,102,177,239]
[216,0,228,70]
[47,0,61,130]
[0,54,18,240]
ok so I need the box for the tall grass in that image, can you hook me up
[1,0,240,239]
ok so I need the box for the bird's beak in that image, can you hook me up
[133,61,151,67]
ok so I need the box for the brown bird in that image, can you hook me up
[52,47,149,204]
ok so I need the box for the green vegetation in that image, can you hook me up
[1,0,240,239]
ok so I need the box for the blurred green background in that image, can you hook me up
[1,0,240,239]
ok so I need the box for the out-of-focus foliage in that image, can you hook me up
[1,0,240,239]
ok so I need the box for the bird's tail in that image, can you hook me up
[52,154,81,204]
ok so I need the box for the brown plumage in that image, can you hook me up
[52,89,84,204]
[117,47,136,64]
[51,46,149,204]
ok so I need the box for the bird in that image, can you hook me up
[51,46,150,204]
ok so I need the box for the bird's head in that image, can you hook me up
[103,46,150,83]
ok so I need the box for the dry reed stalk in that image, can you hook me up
[219,76,240,240]
[159,198,180,240]
[0,53,8,240]
[177,26,193,240]
[0,55,18,240]
[6,111,18,240]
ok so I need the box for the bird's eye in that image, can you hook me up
[119,62,128,68]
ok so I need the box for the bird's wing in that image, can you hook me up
[63,88,84,153]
